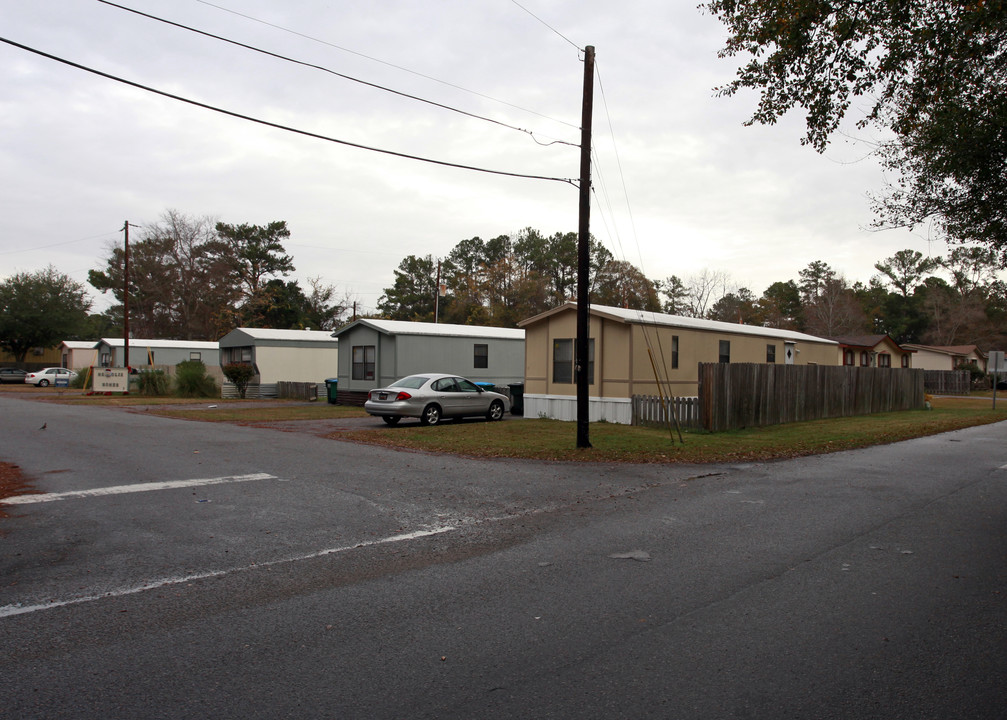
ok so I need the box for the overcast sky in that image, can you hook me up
[2,0,943,317]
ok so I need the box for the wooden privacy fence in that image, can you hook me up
[698,363,925,432]
[923,370,971,395]
[632,395,702,430]
[277,381,319,401]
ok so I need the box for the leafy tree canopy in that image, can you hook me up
[704,0,1007,261]
[0,266,91,361]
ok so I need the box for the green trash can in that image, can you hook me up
[324,378,339,404]
[507,382,524,416]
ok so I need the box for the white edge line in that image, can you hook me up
[0,526,456,619]
[1,473,276,505]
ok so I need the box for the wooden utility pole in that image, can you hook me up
[434,261,441,323]
[576,45,595,449]
[122,220,130,372]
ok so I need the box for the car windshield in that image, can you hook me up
[389,375,431,390]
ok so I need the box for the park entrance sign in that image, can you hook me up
[92,367,129,394]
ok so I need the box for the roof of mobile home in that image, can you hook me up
[519,303,837,345]
[333,318,524,341]
[218,328,338,344]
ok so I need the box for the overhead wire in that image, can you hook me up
[96,0,578,148]
[591,59,679,415]
[509,0,583,52]
[193,0,580,131]
[0,37,577,186]
[0,230,121,256]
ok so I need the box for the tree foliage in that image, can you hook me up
[89,211,347,338]
[704,0,1007,261]
[0,266,91,361]
[216,220,294,299]
[89,210,236,340]
[377,230,621,325]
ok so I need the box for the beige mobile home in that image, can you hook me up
[217,328,338,384]
[59,340,99,371]
[829,335,915,368]
[518,303,838,423]
[901,343,986,372]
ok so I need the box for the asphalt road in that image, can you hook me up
[1,394,1005,719]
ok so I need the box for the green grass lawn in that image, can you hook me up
[16,387,1006,464]
[326,400,1006,463]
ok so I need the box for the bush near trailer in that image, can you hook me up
[175,359,217,398]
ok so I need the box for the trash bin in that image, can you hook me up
[507,382,524,416]
[324,378,339,404]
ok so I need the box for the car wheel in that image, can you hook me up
[382,416,401,426]
[419,404,442,426]
[38,379,49,387]
[487,400,505,421]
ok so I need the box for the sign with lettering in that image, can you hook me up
[92,366,129,393]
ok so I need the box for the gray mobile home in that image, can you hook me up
[331,319,525,405]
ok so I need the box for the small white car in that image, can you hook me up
[24,367,78,387]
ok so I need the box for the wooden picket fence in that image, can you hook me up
[698,363,925,432]
[631,395,702,429]
[923,370,971,395]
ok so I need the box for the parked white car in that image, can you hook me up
[24,367,77,387]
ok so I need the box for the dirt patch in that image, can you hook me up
[0,461,38,528]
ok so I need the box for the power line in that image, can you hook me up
[193,0,580,131]
[96,0,577,148]
[509,0,583,52]
[0,230,120,255]
[0,36,577,186]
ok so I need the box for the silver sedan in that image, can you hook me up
[364,373,510,426]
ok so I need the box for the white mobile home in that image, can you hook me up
[217,328,339,384]
[331,319,525,405]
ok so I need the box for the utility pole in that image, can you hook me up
[576,45,595,449]
[122,220,130,373]
[434,261,441,323]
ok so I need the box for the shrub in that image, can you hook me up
[135,369,170,396]
[956,360,986,389]
[222,363,256,399]
[174,359,217,398]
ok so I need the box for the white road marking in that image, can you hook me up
[0,525,456,618]
[1,473,277,505]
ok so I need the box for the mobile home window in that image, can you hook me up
[719,340,731,364]
[474,344,488,369]
[190,352,201,361]
[671,335,679,369]
[552,338,594,384]
[766,344,776,363]
[352,345,375,381]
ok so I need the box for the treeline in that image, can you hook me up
[377,227,659,327]
[88,210,350,340]
[378,232,1007,349]
[4,216,1005,365]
